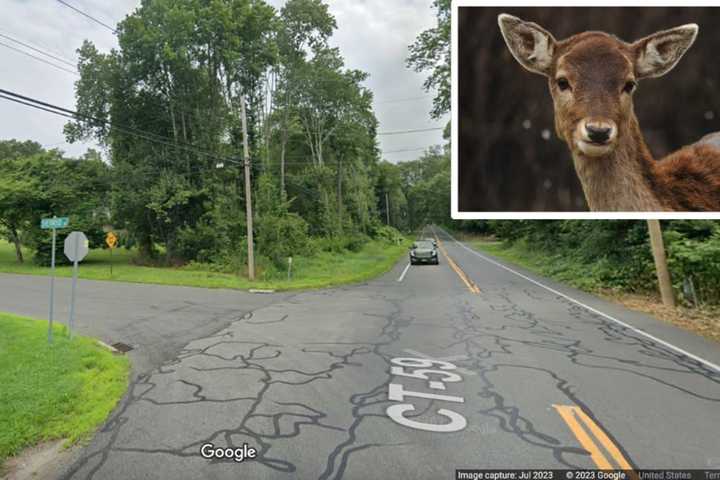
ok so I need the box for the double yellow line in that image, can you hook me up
[554,405,634,472]
[434,236,480,294]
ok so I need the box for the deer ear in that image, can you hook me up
[498,14,556,77]
[633,24,698,79]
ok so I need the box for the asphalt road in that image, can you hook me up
[2,227,719,479]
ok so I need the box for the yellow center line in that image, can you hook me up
[434,235,480,294]
[554,405,635,474]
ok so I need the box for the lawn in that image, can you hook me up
[0,238,410,291]
[0,312,129,466]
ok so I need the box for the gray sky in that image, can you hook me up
[0,0,448,163]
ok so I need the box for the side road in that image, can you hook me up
[0,274,287,375]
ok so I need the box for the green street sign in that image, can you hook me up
[41,217,69,230]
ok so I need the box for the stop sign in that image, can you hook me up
[64,231,89,263]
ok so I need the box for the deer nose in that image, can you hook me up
[584,121,615,144]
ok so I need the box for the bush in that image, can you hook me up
[32,215,106,267]
[255,212,314,267]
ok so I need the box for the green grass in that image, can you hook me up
[0,238,410,291]
[0,313,129,465]
[468,239,608,292]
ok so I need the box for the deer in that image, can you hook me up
[498,14,720,212]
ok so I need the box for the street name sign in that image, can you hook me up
[41,217,69,229]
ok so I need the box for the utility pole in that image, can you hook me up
[647,220,675,307]
[240,95,255,281]
[385,192,390,226]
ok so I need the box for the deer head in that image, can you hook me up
[498,14,698,158]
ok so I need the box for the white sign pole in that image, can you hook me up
[68,235,79,339]
[48,226,56,343]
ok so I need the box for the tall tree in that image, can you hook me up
[407,0,451,119]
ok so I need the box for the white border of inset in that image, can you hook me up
[451,0,720,220]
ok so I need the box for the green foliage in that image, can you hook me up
[407,0,451,118]
[665,223,720,304]
[0,141,110,266]
[64,0,381,270]
[0,313,129,463]
[481,220,720,305]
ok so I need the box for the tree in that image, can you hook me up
[407,0,451,119]
[0,140,110,264]
[0,140,44,262]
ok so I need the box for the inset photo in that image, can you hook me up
[452,4,720,217]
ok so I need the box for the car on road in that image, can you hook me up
[410,240,439,265]
[422,237,438,247]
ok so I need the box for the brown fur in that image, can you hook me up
[499,15,720,211]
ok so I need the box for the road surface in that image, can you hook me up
[2,227,719,479]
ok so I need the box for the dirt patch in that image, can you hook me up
[2,439,79,480]
[598,289,720,344]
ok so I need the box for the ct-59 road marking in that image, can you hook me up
[403,348,476,376]
[438,228,720,374]
[387,357,468,433]
[397,262,411,282]
[554,405,634,471]
[433,234,480,294]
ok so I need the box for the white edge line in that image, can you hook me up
[439,228,720,374]
[397,262,411,282]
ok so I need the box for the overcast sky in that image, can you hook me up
[0,0,448,163]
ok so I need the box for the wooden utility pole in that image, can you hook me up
[647,220,675,307]
[240,95,255,281]
[385,192,390,226]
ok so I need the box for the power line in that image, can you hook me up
[56,0,118,34]
[0,32,76,68]
[0,40,78,76]
[382,146,434,154]
[0,88,230,163]
[377,127,443,136]
[375,95,431,104]
[0,93,76,119]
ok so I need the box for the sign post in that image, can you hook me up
[287,256,293,281]
[105,231,118,277]
[64,231,89,339]
[41,216,69,343]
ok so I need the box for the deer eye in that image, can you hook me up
[623,80,636,94]
[557,77,571,91]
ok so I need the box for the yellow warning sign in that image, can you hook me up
[105,232,118,249]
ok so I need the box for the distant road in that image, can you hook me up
[2,227,719,479]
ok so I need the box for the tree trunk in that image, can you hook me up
[336,157,342,231]
[280,127,287,200]
[10,227,23,263]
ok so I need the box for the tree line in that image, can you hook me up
[0,0,456,275]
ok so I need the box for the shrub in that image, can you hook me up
[255,212,313,267]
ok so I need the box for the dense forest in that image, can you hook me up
[0,0,454,277]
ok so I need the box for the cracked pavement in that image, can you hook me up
[2,227,719,479]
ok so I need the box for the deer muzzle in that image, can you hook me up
[576,118,618,157]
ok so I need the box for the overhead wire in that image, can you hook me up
[56,0,118,34]
[0,40,79,76]
[0,32,77,68]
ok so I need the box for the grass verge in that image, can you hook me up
[0,238,410,291]
[469,238,720,344]
[0,313,130,467]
